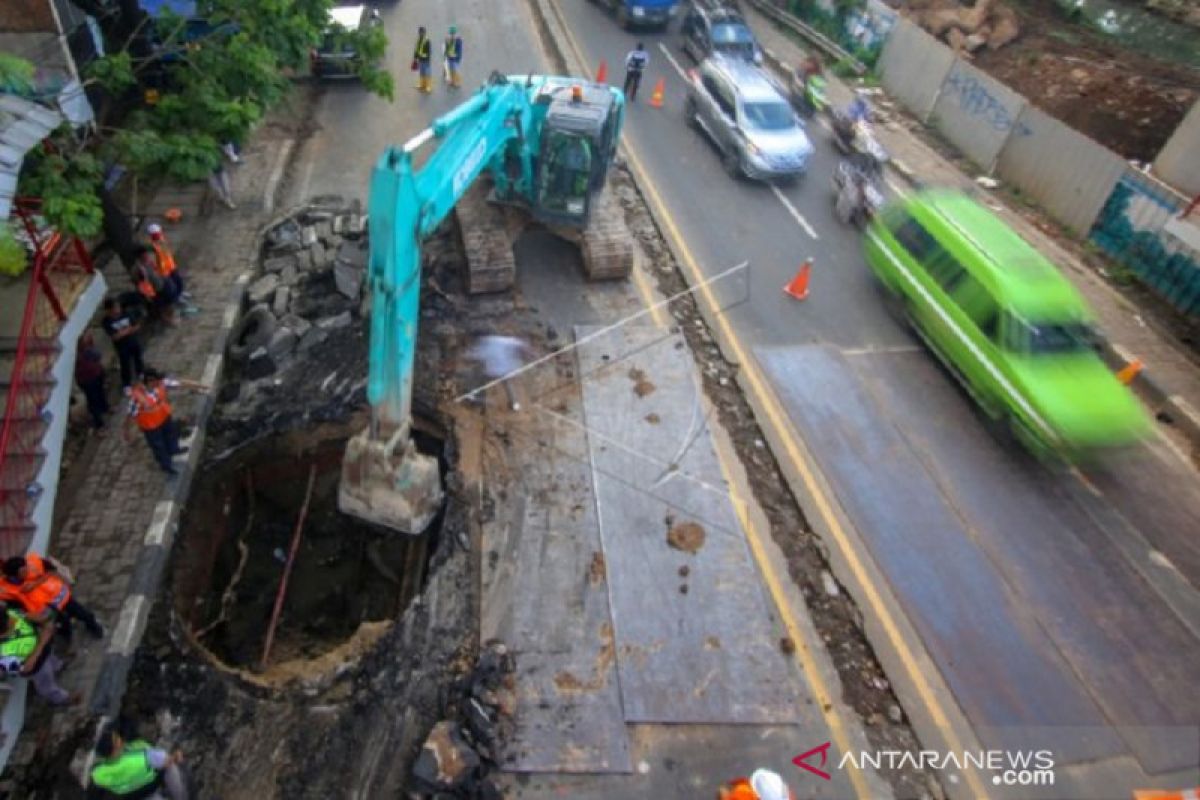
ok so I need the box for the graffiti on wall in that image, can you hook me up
[788,0,896,66]
[942,67,1031,136]
[1090,176,1200,315]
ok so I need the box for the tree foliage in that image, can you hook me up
[15,0,393,239]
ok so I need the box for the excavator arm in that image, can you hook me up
[339,75,536,534]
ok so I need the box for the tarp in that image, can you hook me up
[139,0,197,17]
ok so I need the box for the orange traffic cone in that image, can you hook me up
[1116,358,1143,385]
[784,260,812,300]
[649,77,665,108]
[596,59,608,84]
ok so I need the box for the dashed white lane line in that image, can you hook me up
[770,184,820,240]
[657,42,688,81]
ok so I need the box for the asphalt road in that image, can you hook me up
[551,0,1200,795]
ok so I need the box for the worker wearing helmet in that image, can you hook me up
[718,768,796,800]
[443,26,464,88]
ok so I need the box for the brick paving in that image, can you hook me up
[6,106,305,777]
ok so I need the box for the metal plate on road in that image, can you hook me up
[480,398,632,773]
[578,326,801,724]
[755,344,1127,765]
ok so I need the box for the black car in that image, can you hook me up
[310,4,382,79]
[680,3,762,65]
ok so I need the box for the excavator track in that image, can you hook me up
[579,185,633,282]
[458,180,517,294]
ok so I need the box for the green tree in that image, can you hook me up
[15,0,392,250]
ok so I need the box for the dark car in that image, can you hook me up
[680,3,762,66]
[310,4,382,79]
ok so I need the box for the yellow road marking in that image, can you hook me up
[620,141,989,799]
[546,6,988,795]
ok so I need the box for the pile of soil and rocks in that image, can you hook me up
[20,203,536,798]
[941,0,1197,161]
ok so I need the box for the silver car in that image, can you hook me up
[684,56,814,180]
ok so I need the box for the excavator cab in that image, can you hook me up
[533,83,622,228]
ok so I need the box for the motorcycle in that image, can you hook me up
[831,112,887,164]
[790,72,827,117]
[832,155,886,228]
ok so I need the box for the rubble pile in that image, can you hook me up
[410,640,516,799]
[901,0,1021,55]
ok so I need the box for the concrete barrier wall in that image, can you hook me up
[995,104,1128,236]
[876,19,953,122]
[1154,100,1200,197]
[929,60,1027,171]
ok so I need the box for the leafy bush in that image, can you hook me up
[0,226,29,278]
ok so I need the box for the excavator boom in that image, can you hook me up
[339,73,628,534]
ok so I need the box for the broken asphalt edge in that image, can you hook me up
[87,151,300,726]
[754,39,1200,452]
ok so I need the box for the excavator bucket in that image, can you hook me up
[338,426,443,535]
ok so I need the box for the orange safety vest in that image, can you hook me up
[719,779,759,800]
[12,556,71,616]
[130,385,172,431]
[151,241,176,278]
[136,271,158,301]
[0,553,54,611]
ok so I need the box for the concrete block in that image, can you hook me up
[297,326,328,353]
[272,286,291,317]
[301,226,318,247]
[246,274,279,306]
[280,313,311,339]
[280,263,299,287]
[263,254,297,274]
[266,327,297,359]
[317,311,352,331]
[307,241,327,272]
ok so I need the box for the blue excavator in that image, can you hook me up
[338,72,630,533]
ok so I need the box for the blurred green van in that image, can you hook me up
[864,190,1150,459]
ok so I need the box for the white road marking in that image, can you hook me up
[770,184,819,240]
[263,139,296,213]
[659,42,818,241]
[657,42,688,81]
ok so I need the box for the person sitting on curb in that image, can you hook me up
[124,368,209,477]
[146,224,198,317]
[88,718,189,800]
[0,552,105,641]
[134,247,181,327]
[0,601,79,707]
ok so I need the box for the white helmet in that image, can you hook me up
[750,769,790,800]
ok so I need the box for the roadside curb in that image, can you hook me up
[87,139,299,718]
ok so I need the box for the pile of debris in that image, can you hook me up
[230,199,369,382]
[410,640,516,799]
[902,0,1021,55]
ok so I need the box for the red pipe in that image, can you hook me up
[259,464,318,669]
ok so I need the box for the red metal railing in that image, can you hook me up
[0,200,94,556]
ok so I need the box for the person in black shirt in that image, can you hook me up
[101,297,145,389]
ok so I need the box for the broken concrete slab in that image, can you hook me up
[266,327,297,359]
[279,313,311,339]
[333,248,364,299]
[272,286,290,317]
[307,241,327,272]
[297,326,327,353]
[263,254,298,275]
[279,263,299,288]
[317,311,352,331]
[266,218,303,252]
[301,226,318,247]
[246,274,279,306]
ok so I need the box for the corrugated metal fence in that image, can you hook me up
[876,18,1200,315]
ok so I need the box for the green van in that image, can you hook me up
[863,190,1150,459]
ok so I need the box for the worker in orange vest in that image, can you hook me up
[132,248,178,327]
[147,224,198,316]
[718,769,795,800]
[0,552,104,640]
[123,368,208,476]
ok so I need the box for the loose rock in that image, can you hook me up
[272,286,291,317]
[318,311,353,331]
[412,721,479,791]
[247,274,279,306]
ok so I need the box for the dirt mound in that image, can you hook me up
[969,2,1198,161]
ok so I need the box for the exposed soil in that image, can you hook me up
[969,0,1198,161]
[666,520,707,554]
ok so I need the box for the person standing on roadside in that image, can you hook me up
[101,297,145,389]
[443,26,464,88]
[413,26,433,93]
[75,333,109,431]
[623,42,649,102]
[124,368,208,477]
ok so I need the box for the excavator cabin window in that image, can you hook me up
[537,129,594,220]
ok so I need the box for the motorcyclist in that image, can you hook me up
[845,88,872,124]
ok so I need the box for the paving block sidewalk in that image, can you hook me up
[4,109,302,778]
[742,0,1200,444]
